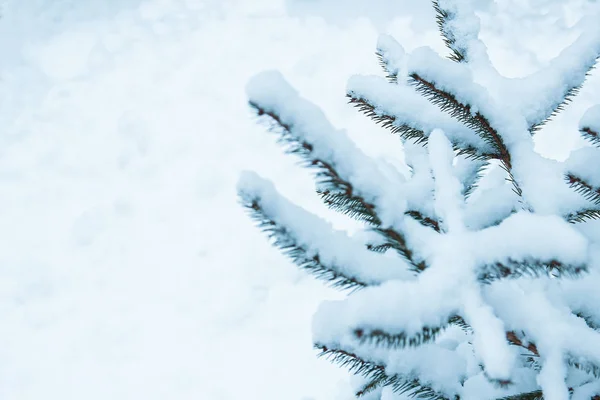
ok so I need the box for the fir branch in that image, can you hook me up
[478,259,586,284]
[373,227,427,272]
[315,344,455,400]
[495,391,543,400]
[354,326,443,349]
[356,376,386,397]
[239,196,368,291]
[505,334,600,383]
[366,243,394,253]
[407,73,522,197]
[375,34,405,84]
[432,0,467,63]
[566,173,600,205]
[250,102,427,272]
[462,160,490,199]
[566,208,600,224]
[376,51,399,84]
[315,344,390,383]
[407,74,509,164]
[506,331,539,357]
[390,380,455,400]
[347,95,428,145]
[353,315,463,349]
[319,189,426,270]
[567,355,600,379]
[405,210,442,233]
[580,126,600,148]
[524,356,542,372]
[529,83,582,134]
[318,190,381,225]
[449,315,473,333]
[497,161,524,198]
[251,101,364,208]
[529,56,600,134]
[575,312,600,331]
[255,102,379,225]
[455,146,498,162]
[348,94,497,162]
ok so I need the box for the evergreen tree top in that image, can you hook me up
[239,1,600,399]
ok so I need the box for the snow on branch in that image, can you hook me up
[376,34,405,84]
[315,344,394,397]
[428,129,465,233]
[432,0,468,63]
[487,283,600,397]
[347,74,496,160]
[431,0,492,66]
[461,288,514,382]
[408,69,523,200]
[311,263,472,371]
[237,172,414,289]
[354,324,446,349]
[246,71,405,218]
[249,104,380,226]
[461,162,519,231]
[566,173,600,207]
[559,272,600,338]
[566,209,600,224]
[406,49,510,166]
[496,391,543,400]
[470,212,589,273]
[572,382,600,400]
[522,19,600,132]
[458,157,491,198]
[404,210,442,233]
[315,344,454,399]
[403,47,532,208]
[347,94,427,145]
[246,71,431,270]
[580,128,600,149]
[567,356,600,380]
[478,259,585,284]
[242,3,600,397]
[316,326,468,399]
[579,105,600,148]
[564,147,600,223]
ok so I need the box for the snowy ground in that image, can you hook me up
[0,0,599,399]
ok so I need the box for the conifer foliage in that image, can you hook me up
[238,1,600,399]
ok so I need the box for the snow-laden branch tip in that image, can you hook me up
[237,171,415,286]
[347,74,493,155]
[246,70,408,228]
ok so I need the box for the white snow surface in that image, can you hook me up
[2,0,600,400]
[580,104,600,132]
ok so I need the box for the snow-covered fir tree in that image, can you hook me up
[237,1,600,399]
